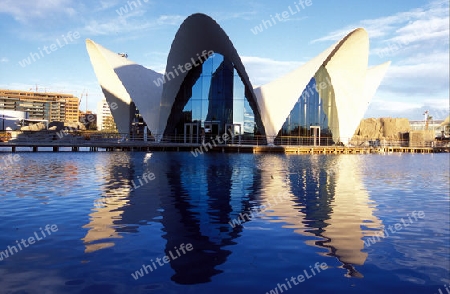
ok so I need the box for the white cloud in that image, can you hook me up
[381,51,449,95]
[279,16,308,22]
[309,0,449,119]
[422,98,450,111]
[1,57,9,63]
[143,51,170,73]
[83,17,153,36]
[310,0,449,44]
[83,20,122,36]
[142,55,306,81]
[82,14,184,37]
[0,0,76,24]
[392,17,449,44]
[97,0,120,11]
[156,15,185,26]
[309,28,352,44]
[241,56,304,87]
[366,98,449,120]
[370,100,423,112]
[212,11,258,21]
[371,4,449,59]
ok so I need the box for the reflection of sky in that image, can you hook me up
[185,54,223,123]
[1,153,448,292]
[281,77,329,134]
[358,154,450,285]
[243,100,255,134]
[182,53,256,133]
[78,152,449,286]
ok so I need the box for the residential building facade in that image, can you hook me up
[0,89,79,124]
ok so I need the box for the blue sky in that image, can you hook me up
[0,0,448,120]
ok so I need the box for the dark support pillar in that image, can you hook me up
[33,146,38,152]
[53,146,59,152]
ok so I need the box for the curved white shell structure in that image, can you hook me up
[86,14,389,145]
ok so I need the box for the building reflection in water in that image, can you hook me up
[82,153,134,253]
[82,152,383,283]
[160,154,263,284]
[258,155,384,277]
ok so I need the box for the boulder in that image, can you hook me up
[354,118,382,139]
[353,117,411,141]
[380,118,410,139]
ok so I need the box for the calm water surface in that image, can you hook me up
[0,152,449,293]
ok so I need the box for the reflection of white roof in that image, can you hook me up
[259,155,384,268]
[254,28,390,144]
[86,13,389,145]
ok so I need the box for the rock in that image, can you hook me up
[21,122,46,131]
[380,118,410,139]
[353,117,410,141]
[354,118,382,139]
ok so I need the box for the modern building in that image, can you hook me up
[0,89,79,125]
[86,13,390,145]
[96,98,117,131]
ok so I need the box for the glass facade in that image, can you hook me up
[275,66,337,145]
[164,56,337,145]
[164,54,260,143]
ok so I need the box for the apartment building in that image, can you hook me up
[96,98,117,131]
[0,89,79,123]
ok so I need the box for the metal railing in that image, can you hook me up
[2,130,448,148]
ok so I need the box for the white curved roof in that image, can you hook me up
[86,14,389,145]
[253,41,337,144]
[86,39,163,136]
[86,40,134,134]
[255,28,389,144]
[325,28,369,144]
